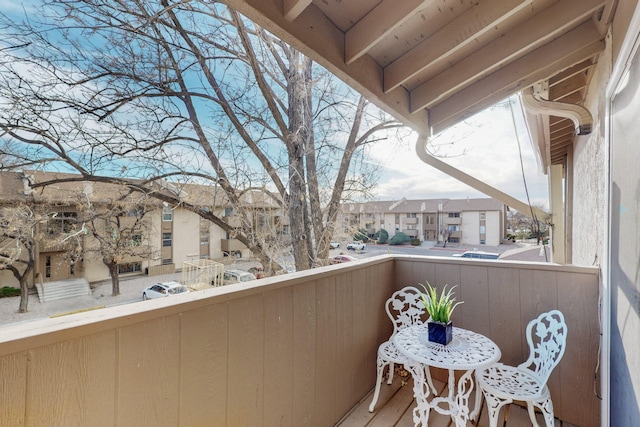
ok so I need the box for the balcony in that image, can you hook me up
[220,238,246,252]
[0,255,600,426]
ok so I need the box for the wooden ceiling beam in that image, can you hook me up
[552,90,586,104]
[550,120,575,135]
[428,21,604,133]
[345,0,424,65]
[383,0,532,93]
[224,0,430,133]
[549,59,595,86]
[551,141,574,155]
[551,127,576,141]
[284,0,312,22]
[550,76,588,100]
[410,0,605,112]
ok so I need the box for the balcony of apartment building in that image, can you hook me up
[445,216,462,225]
[0,255,600,427]
[220,238,246,254]
[403,217,418,225]
[449,230,462,239]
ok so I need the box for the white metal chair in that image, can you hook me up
[476,310,568,427]
[368,286,435,412]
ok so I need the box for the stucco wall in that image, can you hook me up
[571,35,611,267]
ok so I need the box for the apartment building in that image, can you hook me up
[340,197,507,246]
[0,171,287,288]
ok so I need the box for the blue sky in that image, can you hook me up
[369,96,549,209]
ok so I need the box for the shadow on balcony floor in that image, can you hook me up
[335,372,570,427]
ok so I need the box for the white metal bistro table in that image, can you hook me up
[393,323,501,427]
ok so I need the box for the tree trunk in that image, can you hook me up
[18,275,29,313]
[107,261,120,296]
[287,51,312,271]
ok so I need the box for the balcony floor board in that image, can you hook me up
[336,376,565,427]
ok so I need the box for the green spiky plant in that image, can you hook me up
[419,283,463,324]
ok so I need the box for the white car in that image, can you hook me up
[142,281,190,300]
[330,241,340,249]
[346,241,366,251]
[452,251,500,259]
[223,269,257,285]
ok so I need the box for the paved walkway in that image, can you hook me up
[0,272,182,328]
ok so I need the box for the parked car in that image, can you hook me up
[142,281,190,300]
[452,250,500,259]
[330,254,357,264]
[248,265,266,279]
[223,269,257,285]
[346,241,366,251]
[330,241,341,249]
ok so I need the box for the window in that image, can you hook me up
[118,262,142,274]
[480,212,486,220]
[162,206,173,221]
[448,212,460,218]
[200,218,210,245]
[162,232,172,247]
[425,215,435,225]
[224,207,235,217]
[407,213,417,218]
[45,256,51,278]
[131,234,142,247]
[405,224,416,230]
[162,258,173,265]
[480,225,486,234]
[447,225,460,232]
[47,211,78,234]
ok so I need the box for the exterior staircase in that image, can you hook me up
[36,278,91,303]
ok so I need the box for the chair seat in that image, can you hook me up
[378,340,408,364]
[477,363,549,401]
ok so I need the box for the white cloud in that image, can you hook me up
[370,96,549,209]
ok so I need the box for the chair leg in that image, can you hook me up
[531,398,555,427]
[482,390,512,427]
[387,362,395,385]
[369,357,388,412]
[526,402,541,427]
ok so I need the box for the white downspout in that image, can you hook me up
[415,135,549,221]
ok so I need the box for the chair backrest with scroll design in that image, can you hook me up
[385,286,426,338]
[518,309,568,385]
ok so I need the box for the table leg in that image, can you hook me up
[470,372,483,421]
[405,361,432,426]
[452,370,475,427]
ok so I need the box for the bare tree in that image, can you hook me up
[79,194,159,296]
[507,206,549,244]
[0,1,404,273]
[0,203,78,313]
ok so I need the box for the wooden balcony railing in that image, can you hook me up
[0,255,600,426]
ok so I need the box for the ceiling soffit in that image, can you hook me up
[226,0,610,141]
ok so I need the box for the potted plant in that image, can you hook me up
[419,282,463,345]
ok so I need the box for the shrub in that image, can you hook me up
[388,232,411,245]
[354,229,369,242]
[374,229,389,244]
[411,238,421,246]
[0,287,21,298]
